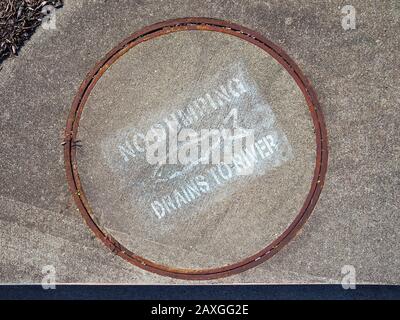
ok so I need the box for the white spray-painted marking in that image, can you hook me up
[100,62,293,220]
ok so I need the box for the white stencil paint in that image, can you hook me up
[100,63,293,220]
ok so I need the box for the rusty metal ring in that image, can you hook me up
[64,17,328,280]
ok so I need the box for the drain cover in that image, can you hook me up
[64,18,328,280]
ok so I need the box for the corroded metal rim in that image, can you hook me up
[64,17,328,280]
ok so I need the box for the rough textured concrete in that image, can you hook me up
[78,30,315,270]
[0,0,399,283]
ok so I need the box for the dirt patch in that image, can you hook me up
[0,0,63,64]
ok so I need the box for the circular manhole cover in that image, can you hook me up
[64,18,328,280]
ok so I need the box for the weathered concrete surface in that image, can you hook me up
[0,0,399,283]
[77,30,315,270]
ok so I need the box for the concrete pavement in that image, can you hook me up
[0,0,399,284]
